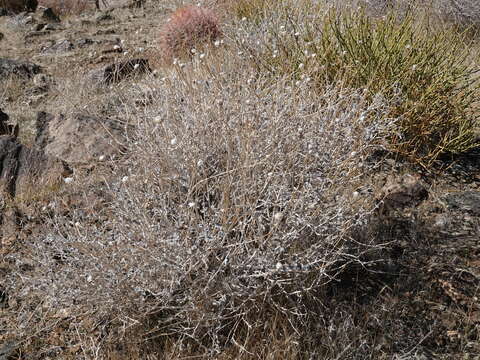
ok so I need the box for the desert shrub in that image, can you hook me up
[247,6,479,166]
[37,0,92,15]
[216,0,270,22]
[0,0,37,13]
[4,60,398,357]
[159,5,221,61]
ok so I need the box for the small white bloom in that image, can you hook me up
[188,202,196,208]
[273,212,284,223]
[280,25,285,30]
[352,191,360,199]
[64,177,74,184]
[214,40,221,47]
[138,47,144,52]
[122,176,129,183]
[298,63,304,69]
[295,80,301,86]
[310,53,316,58]
[123,51,129,56]
[191,48,197,54]
[86,275,92,283]
[153,116,162,124]
[245,99,250,104]
[294,32,300,37]
[75,222,80,227]
[199,53,206,59]
[133,63,140,70]
[170,138,177,146]
[238,51,243,56]
[197,160,203,167]
[113,44,121,50]
[276,262,283,271]
[241,17,247,21]
[99,155,105,161]
[412,64,417,71]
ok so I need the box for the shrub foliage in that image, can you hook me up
[252,8,479,165]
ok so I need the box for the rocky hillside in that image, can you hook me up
[1,0,479,359]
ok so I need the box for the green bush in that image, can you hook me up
[257,9,480,166]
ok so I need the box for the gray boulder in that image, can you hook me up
[35,111,125,164]
[0,58,41,79]
[0,135,70,198]
[88,58,151,84]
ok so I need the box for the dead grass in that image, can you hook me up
[37,0,93,15]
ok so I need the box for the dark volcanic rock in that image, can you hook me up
[377,173,428,216]
[442,191,480,216]
[0,109,8,130]
[0,109,18,137]
[35,111,125,164]
[75,38,95,48]
[0,0,37,14]
[39,6,59,22]
[0,135,70,198]
[0,58,41,79]
[89,58,151,84]
[96,12,114,23]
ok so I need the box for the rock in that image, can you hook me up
[0,32,4,41]
[0,58,41,79]
[0,110,8,129]
[377,173,428,216]
[101,45,123,54]
[96,12,114,23]
[75,38,95,48]
[39,6,59,22]
[33,22,46,30]
[40,39,74,53]
[24,30,49,39]
[442,191,480,216]
[0,135,70,199]
[35,112,125,164]
[43,22,62,30]
[0,109,18,137]
[88,58,151,84]
[0,0,37,14]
